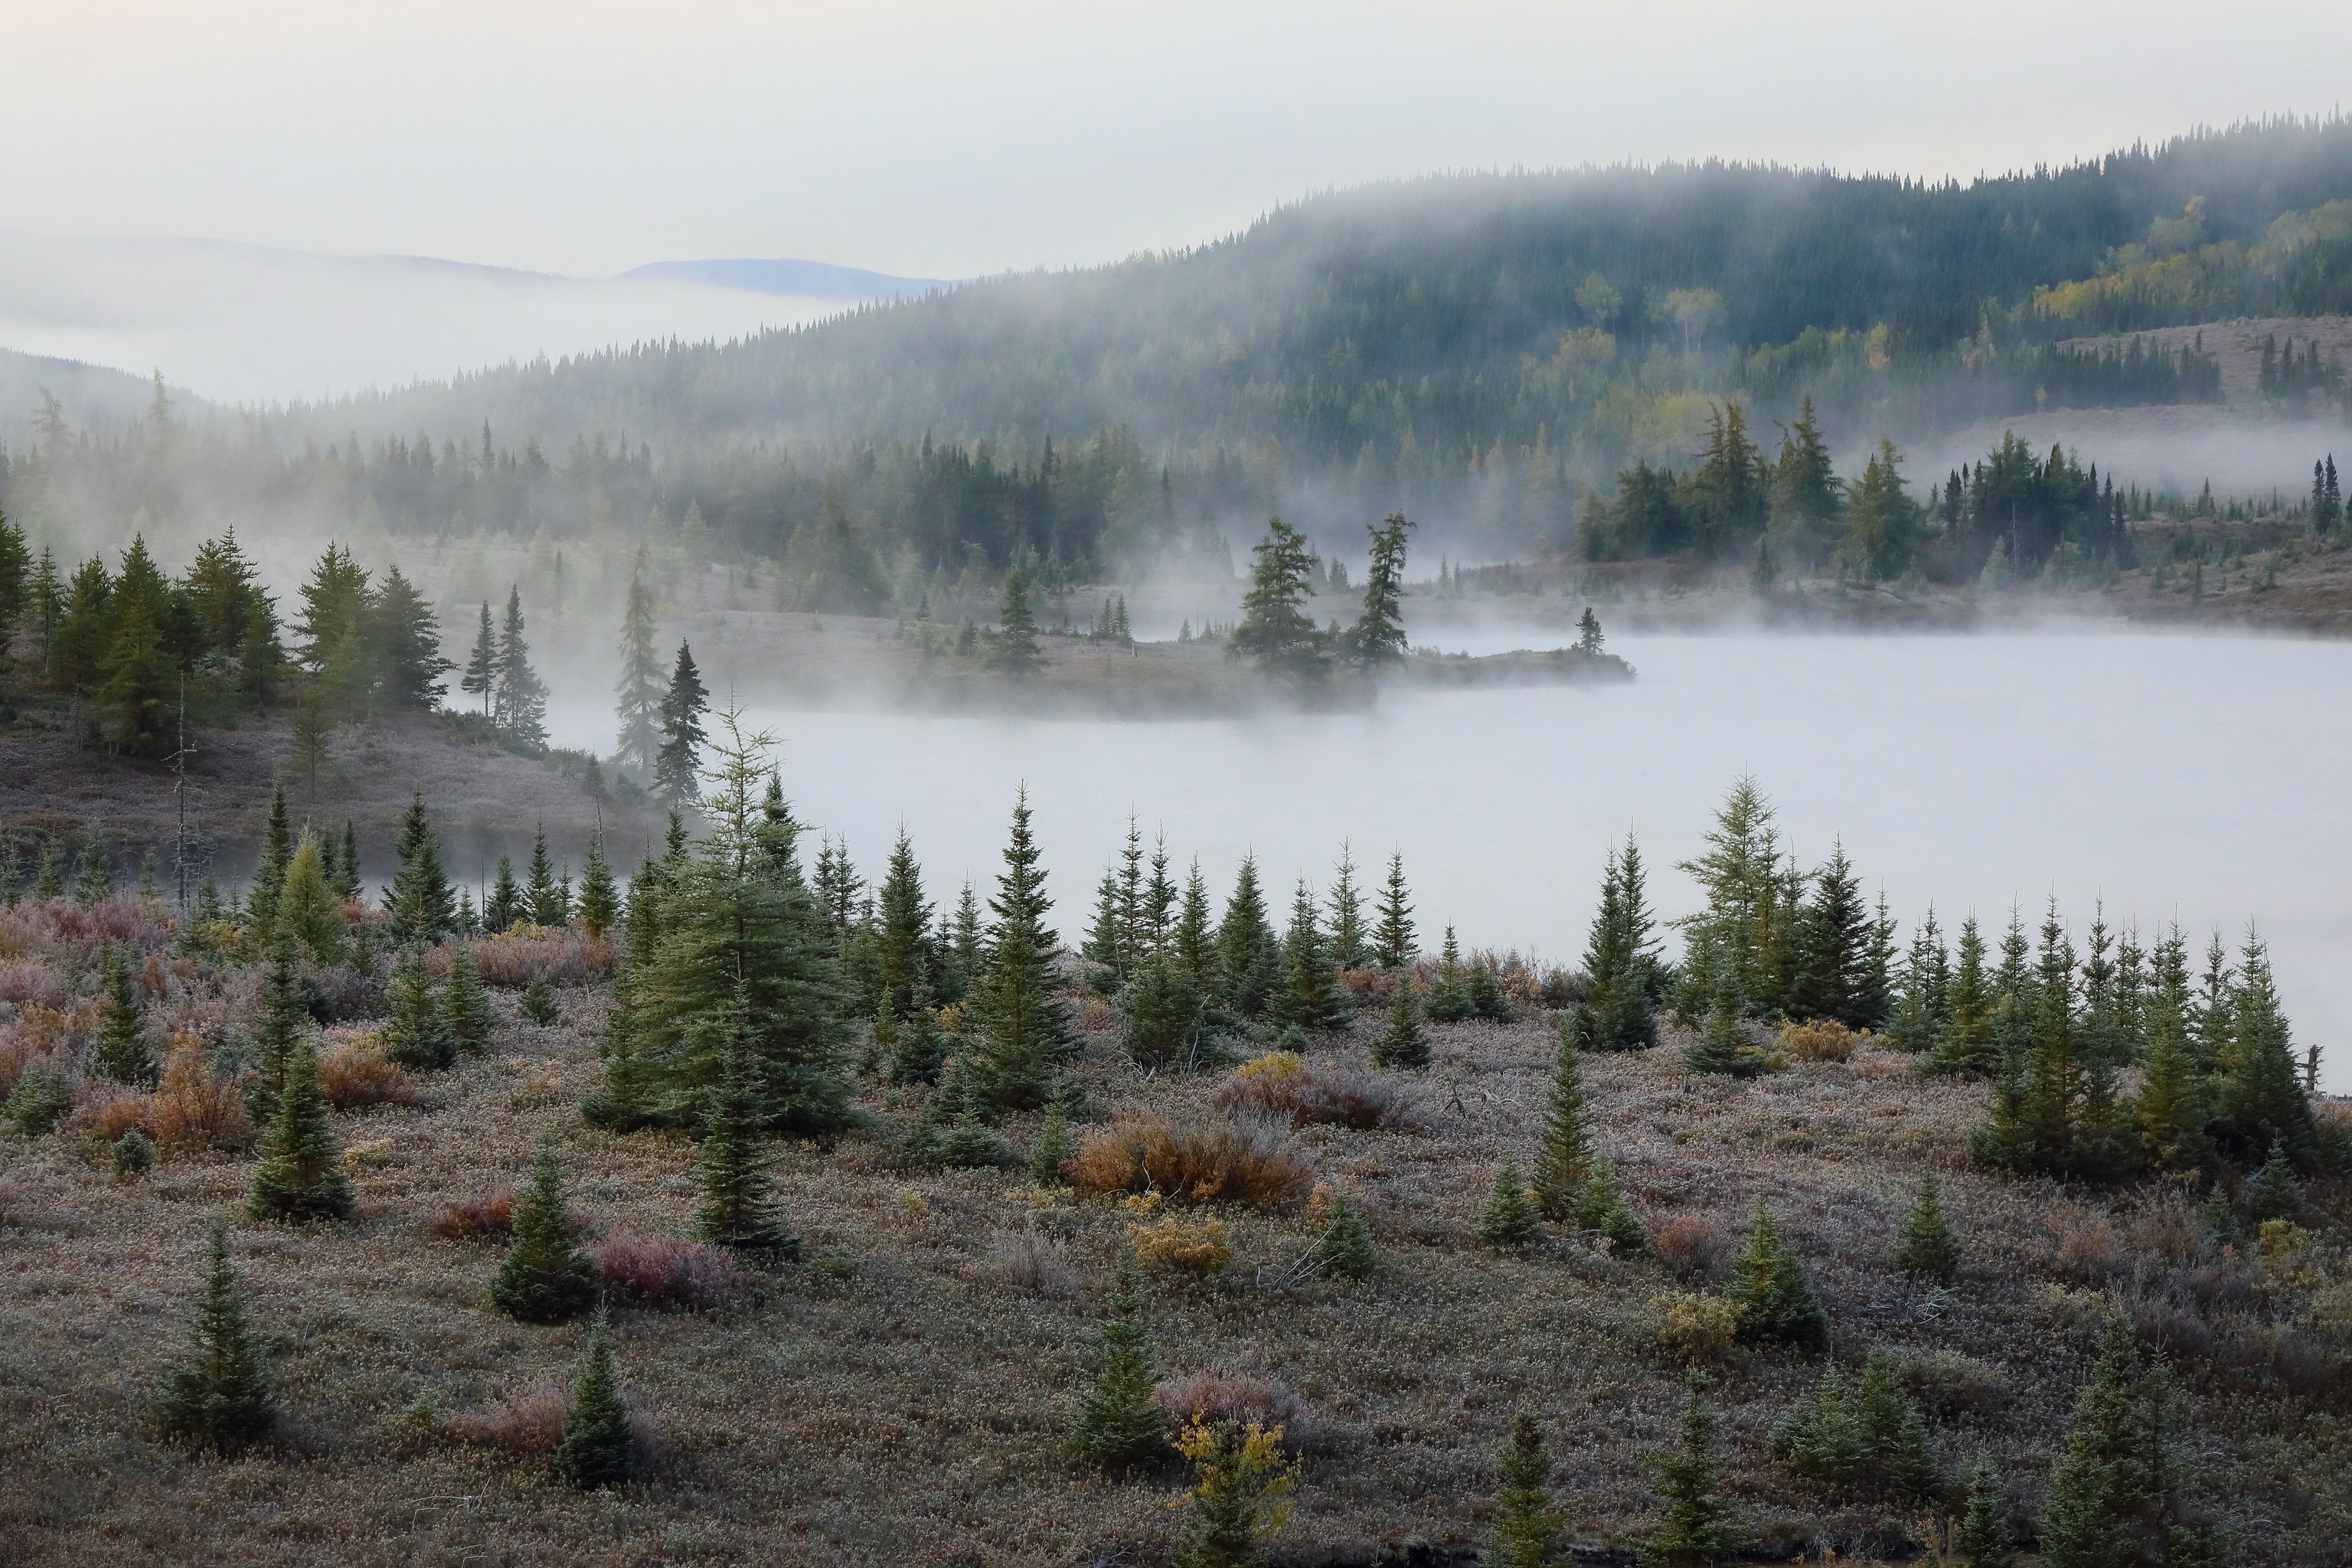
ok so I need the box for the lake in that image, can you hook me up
[552,629,2352,1091]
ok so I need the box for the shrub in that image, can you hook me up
[1067,1112,1315,1208]
[1129,1215,1235,1278]
[2043,1204,2123,1282]
[1653,1293,1743,1365]
[465,930,619,989]
[429,1193,514,1242]
[1778,1018,1866,1063]
[1152,1371,1309,1438]
[590,1233,739,1309]
[448,1384,570,1454]
[1214,1055,1427,1132]
[110,1128,155,1177]
[317,1040,421,1111]
[1651,1213,1728,1280]
[77,1091,155,1142]
[968,1227,1080,1295]
[1888,1348,2008,1418]
[149,1040,252,1152]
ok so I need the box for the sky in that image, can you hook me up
[3,0,2350,280]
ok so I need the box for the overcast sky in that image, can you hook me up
[4,0,2350,279]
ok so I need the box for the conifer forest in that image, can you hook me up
[2,31,2352,1568]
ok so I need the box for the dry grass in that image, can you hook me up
[1214,1052,1429,1132]
[1065,1110,1317,1207]
[2,971,2348,1567]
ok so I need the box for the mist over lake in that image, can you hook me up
[555,628,2352,1092]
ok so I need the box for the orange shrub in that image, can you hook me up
[428,1193,514,1241]
[318,1040,420,1110]
[76,1092,156,1142]
[447,1385,570,1455]
[1777,1018,1866,1063]
[1066,1112,1315,1208]
[1649,1211,1728,1280]
[462,930,618,989]
[149,1039,253,1151]
[1127,1215,1234,1277]
[1215,1055,1428,1132]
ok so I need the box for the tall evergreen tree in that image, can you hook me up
[151,1222,276,1451]
[243,933,309,1124]
[1068,1251,1167,1470]
[1490,1410,1565,1568]
[1674,777,1779,1021]
[1531,1030,1613,1222]
[871,830,933,1019]
[1573,838,1660,1051]
[1926,916,1998,1076]
[444,944,495,1054]
[1971,905,2133,1181]
[1326,844,1369,969]
[2041,1317,2167,1568]
[493,585,550,746]
[1227,518,1331,690]
[525,825,568,927]
[1953,1462,2017,1568]
[1642,1387,1740,1568]
[1888,906,1950,1051]
[577,834,619,940]
[382,945,456,1070]
[655,641,710,802]
[971,789,1069,1109]
[485,855,523,932]
[460,602,497,716]
[1788,841,1871,1027]
[292,543,371,673]
[492,1133,596,1323]
[2213,933,2316,1169]
[383,791,455,943]
[92,940,157,1085]
[613,552,665,776]
[1373,851,1416,970]
[553,1313,633,1489]
[1172,861,1219,993]
[1371,980,1429,1069]
[1344,512,1413,668]
[276,835,347,964]
[73,821,113,905]
[696,991,799,1254]
[1477,1155,1542,1247]
[371,565,452,710]
[247,1038,354,1223]
[1273,877,1348,1032]
[991,570,1044,675]
[1216,854,1282,1019]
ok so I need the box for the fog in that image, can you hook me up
[0,234,928,405]
[1913,405,2352,501]
[541,627,2352,1093]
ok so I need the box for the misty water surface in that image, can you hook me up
[556,632,2352,1092]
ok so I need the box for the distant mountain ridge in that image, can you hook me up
[618,258,949,299]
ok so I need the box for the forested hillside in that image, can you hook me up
[5,118,2350,585]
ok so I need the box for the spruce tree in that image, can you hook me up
[1491,1410,1564,1568]
[151,1222,276,1450]
[1372,851,1416,970]
[519,972,561,1026]
[1273,877,1347,1032]
[33,834,67,899]
[1531,1029,1599,1220]
[1572,839,1658,1051]
[969,789,1068,1109]
[1122,956,1206,1071]
[1478,1155,1542,1247]
[1172,862,1219,994]
[2214,935,2315,1169]
[1788,841,1870,1027]
[276,835,347,963]
[695,997,799,1254]
[384,792,454,943]
[1953,1461,2016,1568]
[874,828,934,1020]
[1673,777,1780,1021]
[1925,916,1997,1076]
[524,825,566,926]
[1172,1419,1295,1568]
[1858,1350,1937,1502]
[1068,1251,1168,1470]
[372,565,453,710]
[2239,1133,2309,1223]
[1326,844,1369,969]
[381,944,456,1070]
[1726,1202,1827,1349]
[577,835,619,940]
[444,944,494,1054]
[1227,518,1331,690]
[1027,1096,1078,1184]
[74,821,112,905]
[655,641,710,801]
[1314,1191,1377,1280]
[461,601,497,716]
[1425,925,1475,1023]
[1772,1363,1864,1488]
[247,1038,354,1223]
[494,584,550,746]
[1216,855,1281,1018]
[553,1313,633,1490]
[485,855,522,931]
[91,941,158,1086]
[2041,1316,2158,1568]
[492,1133,596,1323]
[613,554,665,776]
[2132,961,2209,1172]
[1894,1173,1962,1283]
[991,570,1044,675]
[1642,1387,1739,1568]
[244,933,309,1123]
[889,985,948,1084]
[1684,996,1765,1078]
[1370,981,1429,1069]
[1888,906,1950,1052]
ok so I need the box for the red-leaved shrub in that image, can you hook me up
[149,1039,253,1151]
[1650,1211,1728,1280]
[428,1193,514,1241]
[318,1040,420,1110]
[591,1232,738,1308]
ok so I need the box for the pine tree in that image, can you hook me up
[1028,1096,1078,1184]
[1684,995,1766,1078]
[384,792,455,944]
[1122,955,1207,1071]
[613,554,665,775]
[1894,1173,1962,1283]
[1478,1155,1542,1247]
[372,565,453,710]
[2239,1133,2309,1223]
[275,835,347,963]
[1641,1387,1739,1568]
[969,789,1070,1109]
[1788,841,1871,1027]
[1490,1410,1564,1568]
[1726,1202,1827,1349]
[492,1133,596,1323]
[33,834,67,899]
[991,570,1044,675]
[519,972,561,1026]
[74,820,113,905]
[2214,934,2315,1169]
[485,855,522,931]
[243,933,309,1124]
[1373,851,1416,970]
[381,945,456,1070]
[91,941,157,1085]
[1172,862,1219,993]
[655,641,710,801]
[444,945,494,1054]
[1068,1251,1168,1470]
[1370,981,1429,1069]
[553,1313,633,1490]
[1674,778,1780,1021]
[461,602,497,716]
[151,1222,276,1450]
[1572,840,1659,1052]
[247,1038,354,1223]
[1952,1461,2016,1568]
[874,828,935,1020]
[1772,1363,1864,1488]
[695,994,799,1254]
[2041,1316,2158,1568]
[1425,925,1474,1023]
[1858,1350,1937,1503]
[1327,844,1368,969]
[1273,877,1348,1032]
[1926,916,1997,1076]
[1532,1029,1599,1220]
[2133,942,2209,1172]
[1314,1191,1377,1280]
[493,585,550,746]
[1216,855,1282,1018]
[577,834,619,940]
[1228,518,1331,690]
[525,825,567,927]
